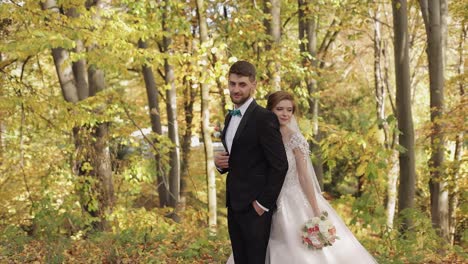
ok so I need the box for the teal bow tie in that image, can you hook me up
[229,109,242,117]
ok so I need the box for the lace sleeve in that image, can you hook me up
[289,132,310,161]
[291,132,320,216]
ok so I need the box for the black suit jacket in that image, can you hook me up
[220,100,288,212]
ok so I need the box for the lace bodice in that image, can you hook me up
[281,132,310,190]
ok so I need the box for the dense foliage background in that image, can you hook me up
[0,0,466,263]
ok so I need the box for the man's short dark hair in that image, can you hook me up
[228,60,256,82]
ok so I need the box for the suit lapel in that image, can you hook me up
[233,100,257,142]
[221,113,231,152]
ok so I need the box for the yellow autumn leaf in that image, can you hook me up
[356,162,367,176]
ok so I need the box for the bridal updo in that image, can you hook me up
[266,91,296,113]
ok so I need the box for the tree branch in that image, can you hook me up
[20,56,32,82]
[282,11,299,28]
[318,18,338,55]
[19,103,35,213]
[418,0,430,35]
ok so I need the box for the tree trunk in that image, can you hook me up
[263,1,271,49]
[179,38,197,212]
[180,68,197,212]
[213,53,228,117]
[373,5,386,132]
[50,47,79,103]
[387,150,399,228]
[392,0,416,231]
[264,0,281,91]
[87,1,114,231]
[196,0,217,234]
[0,121,3,166]
[0,63,3,165]
[72,40,89,100]
[138,40,169,207]
[162,1,181,209]
[298,0,324,189]
[372,3,398,228]
[306,12,342,192]
[450,23,465,245]
[270,0,281,91]
[90,123,114,231]
[419,0,449,240]
[88,60,114,229]
[42,0,114,231]
[164,64,181,208]
[440,0,448,70]
[41,1,79,103]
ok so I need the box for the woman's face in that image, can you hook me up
[271,99,294,126]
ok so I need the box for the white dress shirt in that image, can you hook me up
[225,97,253,153]
[225,97,269,212]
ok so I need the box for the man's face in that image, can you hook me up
[228,73,256,107]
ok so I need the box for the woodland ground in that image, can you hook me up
[0,147,465,263]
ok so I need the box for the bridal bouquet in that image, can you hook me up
[301,211,338,249]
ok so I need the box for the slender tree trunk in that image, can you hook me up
[180,68,197,212]
[270,0,281,91]
[440,0,448,70]
[387,150,399,227]
[263,1,271,50]
[419,0,449,240]
[380,5,399,228]
[305,3,322,186]
[196,0,217,234]
[372,3,398,228]
[138,39,169,207]
[264,0,281,91]
[0,121,3,166]
[373,5,386,132]
[298,0,324,189]
[310,16,342,191]
[162,0,181,209]
[213,54,228,117]
[450,23,466,245]
[164,64,181,208]
[392,0,416,231]
[179,38,197,212]
[0,63,3,165]
[449,133,463,244]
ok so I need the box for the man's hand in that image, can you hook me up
[214,151,230,169]
[252,201,265,216]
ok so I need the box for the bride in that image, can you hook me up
[227,91,377,264]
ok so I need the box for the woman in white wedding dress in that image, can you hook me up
[227,91,377,264]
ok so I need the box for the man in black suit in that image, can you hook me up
[215,61,288,264]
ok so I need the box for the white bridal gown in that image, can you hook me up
[266,132,377,263]
[227,132,377,264]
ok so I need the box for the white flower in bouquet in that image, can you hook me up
[301,211,339,249]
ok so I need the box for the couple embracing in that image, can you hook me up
[215,61,377,264]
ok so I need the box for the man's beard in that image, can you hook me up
[230,94,250,106]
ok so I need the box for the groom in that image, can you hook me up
[215,61,288,263]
